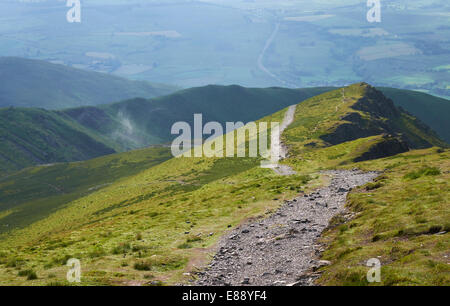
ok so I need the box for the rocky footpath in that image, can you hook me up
[196,170,378,286]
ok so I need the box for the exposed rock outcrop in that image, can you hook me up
[353,135,409,162]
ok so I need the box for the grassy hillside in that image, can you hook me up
[0,57,178,109]
[0,83,447,286]
[0,107,320,285]
[3,82,448,175]
[65,85,335,150]
[0,85,333,174]
[0,147,171,235]
[278,83,448,285]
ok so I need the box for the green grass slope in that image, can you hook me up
[66,84,450,151]
[0,57,178,109]
[318,148,449,286]
[279,83,449,285]
[0,83,447,286]
[0,85,334,174]
[0,107,322,285]
[0,147,172,234]
[1,82,448,175]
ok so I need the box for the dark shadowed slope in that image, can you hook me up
[379,87,450,143]
[81,85,448,150]
[0,107,116,174]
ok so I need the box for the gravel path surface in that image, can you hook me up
[279,105,296,160]
[261,104,297,175]
[196,170,378,286]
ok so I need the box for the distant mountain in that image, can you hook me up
[0,85,333,174]
[0,57,178,109]
[63,85,335,151]
[379,88,450,143]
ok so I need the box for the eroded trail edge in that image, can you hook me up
[262,104,297,175]
[196,170,378,286]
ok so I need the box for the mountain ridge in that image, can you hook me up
[320,84,445,149]
[0,85,335,174]
[0,83,448,175]
[282,83,446,173]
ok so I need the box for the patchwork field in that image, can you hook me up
[0,1,448,97]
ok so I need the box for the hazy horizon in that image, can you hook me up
[0,0,449,97]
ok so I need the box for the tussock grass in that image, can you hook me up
[0,106,318,285]
[18,269,38,280]
[403,166,441,180]
[317,148,449,286]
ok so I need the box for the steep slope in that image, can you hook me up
[0,107,308,285]
[282,83,446,172]
[0,84,447,286]
[0,107,116,174]
[1,83,448,175]
[64,85,450,151]
[278,84,449,285]
[0,57,178,109]
[379,87,450,143]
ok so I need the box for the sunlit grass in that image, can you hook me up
[0,84,447,286]
[317,148,449,286]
